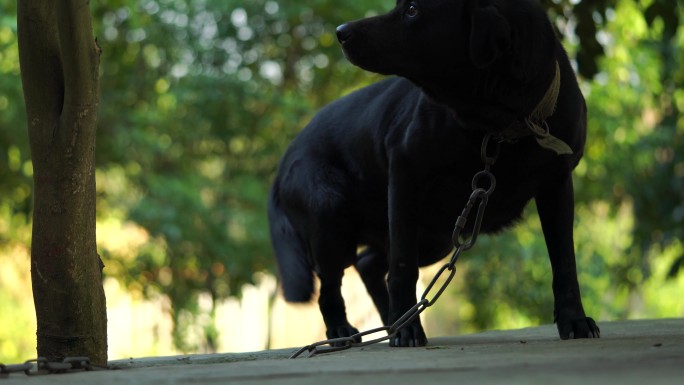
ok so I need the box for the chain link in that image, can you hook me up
[290,135,500,359]
[0,357,109,377]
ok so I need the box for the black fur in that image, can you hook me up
[268,0,599,346]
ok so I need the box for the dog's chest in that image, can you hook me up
[419,141,550,234]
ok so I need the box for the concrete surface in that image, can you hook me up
[3,318,683,384]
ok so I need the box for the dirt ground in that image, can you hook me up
[3,318,683,384]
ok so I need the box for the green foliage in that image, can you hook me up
[1,0,683,357]
[89,0,387,350]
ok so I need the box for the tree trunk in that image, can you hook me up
[17,0,107,364]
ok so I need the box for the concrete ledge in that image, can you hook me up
[5,318,683,384]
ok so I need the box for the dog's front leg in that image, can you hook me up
[386,153,428,347]
[536,172,600,339]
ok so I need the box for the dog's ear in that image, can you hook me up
[469,5,511,68]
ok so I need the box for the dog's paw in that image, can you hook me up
[389,320,428,347]
[557,316,600,339]
[326,325,361,346]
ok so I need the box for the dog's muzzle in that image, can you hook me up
[336,23,352,44]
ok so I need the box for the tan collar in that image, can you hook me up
[496,61,573,155]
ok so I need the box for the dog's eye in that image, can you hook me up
[405,4,419,18]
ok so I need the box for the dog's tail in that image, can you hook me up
[267,182,314,302]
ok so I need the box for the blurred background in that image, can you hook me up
[1,0,683,362]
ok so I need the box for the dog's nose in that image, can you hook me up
[336,23,352,44]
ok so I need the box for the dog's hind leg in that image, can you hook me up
[354,247,390,325]
[311,223,361,344]
[317,267,361,344]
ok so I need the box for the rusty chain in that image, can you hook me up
[291,134,501,358]
[0,357,109,377]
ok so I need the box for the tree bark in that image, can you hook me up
[17,0,107,364]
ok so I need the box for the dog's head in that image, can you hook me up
[337,0,558,112]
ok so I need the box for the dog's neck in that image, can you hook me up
[494,61,573,155]
[530,60,561,125]
[412,58,571,155]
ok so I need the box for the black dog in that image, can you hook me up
[268,0,599,347]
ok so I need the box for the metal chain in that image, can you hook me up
[290,134,501,359]
[0,357,109,377]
